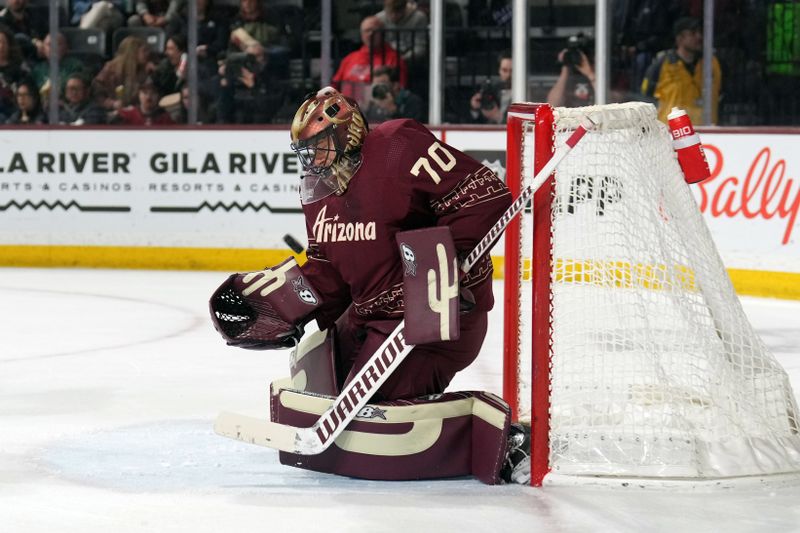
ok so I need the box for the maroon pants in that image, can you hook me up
[335,310,489,401]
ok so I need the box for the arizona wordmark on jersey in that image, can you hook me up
[311,205,378,243]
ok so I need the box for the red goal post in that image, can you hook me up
[502,102,800,487]
[502,103,555,486]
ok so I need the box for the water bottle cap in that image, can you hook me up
[668,107,687,120]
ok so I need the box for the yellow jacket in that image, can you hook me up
[641,49,721,124]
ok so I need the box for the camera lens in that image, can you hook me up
[564,48,580,67]
[372,84,388,99]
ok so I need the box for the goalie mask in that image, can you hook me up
[290,87,368,204]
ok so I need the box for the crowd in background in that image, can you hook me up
[0,0,796,127]
[0,0,293,125]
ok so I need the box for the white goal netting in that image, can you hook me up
[508,102,800,480]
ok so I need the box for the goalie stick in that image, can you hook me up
[214,114,597,455]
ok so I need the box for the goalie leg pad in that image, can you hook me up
[269,382,511,484]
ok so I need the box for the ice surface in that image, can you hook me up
[1,268,799,533]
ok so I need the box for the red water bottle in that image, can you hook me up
[668,107,711,184]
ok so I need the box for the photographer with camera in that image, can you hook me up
[364,65,424,124]
[216,41,285,124]
[547,34,596,108]
[467,50,511,124]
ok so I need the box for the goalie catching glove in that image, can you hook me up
[209,257,322,350]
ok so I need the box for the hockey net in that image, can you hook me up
[502,102,800,486]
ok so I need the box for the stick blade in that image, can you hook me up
[214,411,309,453]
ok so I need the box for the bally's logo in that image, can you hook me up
[312,205,377,243]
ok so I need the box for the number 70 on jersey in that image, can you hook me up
[411,142,457,184]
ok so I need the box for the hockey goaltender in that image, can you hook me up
[210,87,531,484]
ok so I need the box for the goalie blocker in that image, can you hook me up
[397,226,461,345]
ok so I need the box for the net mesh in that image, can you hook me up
[509,102,800,479]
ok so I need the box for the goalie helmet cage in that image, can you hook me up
[502,102,800,487]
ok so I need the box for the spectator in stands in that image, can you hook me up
[641,16,721,124]
[112,76,175,125]
[0,27,26,123]
[228,0,282,51]
[152,33,186,97]
[167,0,228,112]
[364,65,423,123]
[168,0,229,69]
[6,77,46,124]
[614,0,680,93]
[58,73,107,125]
[547,35,596,108]
[1,0,47,61]
[72,0,125,33]
[92,36,152,113]
[129,0,180,28]
[29,33,84,98]
[169,83,208,124]
[375,0,428,63]
[216,42,284,124]
[332,15,407,109]
[467,49,511,124]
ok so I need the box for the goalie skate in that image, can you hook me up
[500,423,531,484]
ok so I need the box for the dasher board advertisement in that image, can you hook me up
[0,128,306,249]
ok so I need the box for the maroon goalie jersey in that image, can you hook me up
[300,119,512,329]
